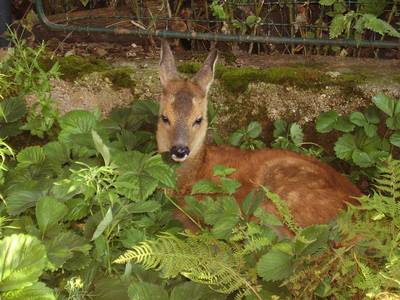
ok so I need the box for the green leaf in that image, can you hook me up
[114,152,175,201]
[92,130,110,166]
[36,196,67,236]
[334,116,355,132]
[0,97,27,123]
[256,248,293,281]
[45,231,90,270]
[334,134,356,160]
[386,115,400,130]
[6,182,46,216]
[329,15,346,38]
[316,111,338,133]
[58,110,98,144]
[16,146,45,168]
[204,197,241,239]
[363,123,377,138]
[273,119,287,138]
[1,282,55,300]
[319,0,336,5]
[295,225,329,256]
[170,282,222,300]
[228,131,244,146]
[126,200,161,214]
[0,234,47,291]
[254,207,282,227]
[364,106,380,124]
[389,132,400,147]
[192,179,220,194]
[352,149,374,167]
[242,191,263,217]
[247,121,262,138]
[349,112,367,127]
[91,208,113,241]
[128,281,168,300]
[289,123,303,146]
[220,178,241,195]
[213,165,236,177]
[372,94,396,116]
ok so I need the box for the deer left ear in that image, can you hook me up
[160,39,180,88]
[192,46,218,94]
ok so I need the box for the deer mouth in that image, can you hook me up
[171,153,188,162]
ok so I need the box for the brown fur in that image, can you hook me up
[157,40,362,235]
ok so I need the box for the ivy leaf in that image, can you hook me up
[0,234,47,291]
[92,130,110,166]
[91,208,113,241]
[247,121,262,138]
[36,196,68,236]
[256,248,293,281]
[1,282,55,300]
[128,281,168,300]
[316,111,338,133]
[334,134,357,160]
[289,123,304,146]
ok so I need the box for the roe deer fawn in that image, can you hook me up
[156,40,361,235]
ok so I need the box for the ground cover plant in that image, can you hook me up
[0,40,399,300]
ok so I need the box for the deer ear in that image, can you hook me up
[192,46,218,94]
[159,39,179,88]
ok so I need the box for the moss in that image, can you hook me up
[102,67,135,91]
[41,55,111,81]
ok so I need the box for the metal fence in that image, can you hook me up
[35,0,400,50]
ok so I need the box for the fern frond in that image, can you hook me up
[375,158,400,200]
[260,185,300,234]
[115,233,259,298]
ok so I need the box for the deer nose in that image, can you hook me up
[170,145,190,161]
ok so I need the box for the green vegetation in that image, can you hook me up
[178,62,366,94]
[0,39,400,300]
[40,55,136,91]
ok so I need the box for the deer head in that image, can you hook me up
[156,40,218,162]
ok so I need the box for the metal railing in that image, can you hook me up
[35,0,400,49]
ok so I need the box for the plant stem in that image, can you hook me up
[164,191,204,230]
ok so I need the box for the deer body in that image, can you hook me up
[157,40,361,233]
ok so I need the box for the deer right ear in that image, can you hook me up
[159,40,179,88]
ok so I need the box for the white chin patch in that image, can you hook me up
[172,154,188,162]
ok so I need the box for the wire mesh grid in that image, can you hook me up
[39,0,400,49]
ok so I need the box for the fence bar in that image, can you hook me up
[35,0,400,49]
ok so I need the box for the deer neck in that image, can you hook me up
[175,143,206,191]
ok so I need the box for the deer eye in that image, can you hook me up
[161,115,170,124]
[193,117,203,126]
